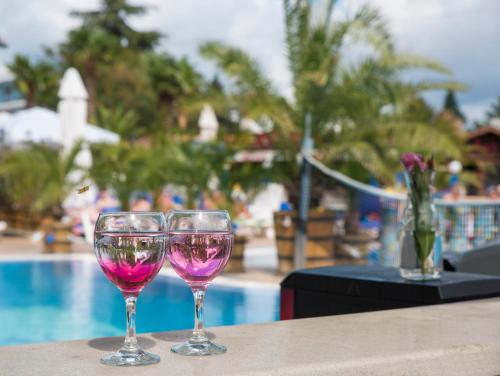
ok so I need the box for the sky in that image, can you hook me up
[0,0,499,125]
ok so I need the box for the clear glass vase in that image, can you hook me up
[399,179,442,281]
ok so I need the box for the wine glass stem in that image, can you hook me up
[124,295,139,351]
[191,287,207,342]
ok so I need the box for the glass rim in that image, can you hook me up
[97,211,165,217]
[168,229,234,234]
[168,209,229,215]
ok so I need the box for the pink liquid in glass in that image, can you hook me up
[167,232,233,286]
[94,232,166,294]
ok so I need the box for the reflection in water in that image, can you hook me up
[0,260,279,346]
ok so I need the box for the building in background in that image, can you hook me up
[467,118,500,189]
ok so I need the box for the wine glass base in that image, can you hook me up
[171,340,226,356]
[101,348,160,366]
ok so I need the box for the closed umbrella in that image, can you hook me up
[58,68,94,242]
[58,67,88,155]
[197,104,219,142]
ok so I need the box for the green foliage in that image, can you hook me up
[89,142,167,210]
[95,106,139,139]
[148,54,201,102]
[3,0,474,216]
[147,53,203,131]
[406,163,436,273]
[200,0,469,195]
[0,144,82,216]
[70,0,162,51]
[58,0,164,121]
[443,90,466,122]
[88,137,272,211]
[485,96,500,121]
[199,42,295,134]
[8,55,61,109]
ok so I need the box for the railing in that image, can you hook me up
[436,201,499,252]
[304,154,500,266]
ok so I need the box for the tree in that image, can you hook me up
[71,0,161,51]
[8,55,61,109]
[59,28,120,118]
[485,96,500,121]
[89,142,166,210]
[95,106,139,139]
[147,54,202,132]
[443,89,466,122]
[59,0,162,118]
[0,144,82,217]
[200,0,468,196]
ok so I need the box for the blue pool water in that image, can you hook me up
[0,260,280,346]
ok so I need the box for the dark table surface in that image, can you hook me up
[281,265,500,307]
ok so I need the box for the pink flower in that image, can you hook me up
[401,153,427,172]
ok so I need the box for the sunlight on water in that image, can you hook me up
[0,260,280,346]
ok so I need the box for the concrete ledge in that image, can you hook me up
[2,298,500,375]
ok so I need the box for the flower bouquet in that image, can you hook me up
[399,153,441,280]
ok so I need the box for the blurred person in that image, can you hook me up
[279,201,293,212]
[443,182,472,252]
[157,188,185,212]
[234,198,251,219]
[96,190,121,214]
[172,195,184,209]
[129,191,153,211]
[487,185,499,199]
[486,185,500,242]
[200,190,224,210]
[157,188,175,213]
[443,182,466,201]
[472,185,498,246]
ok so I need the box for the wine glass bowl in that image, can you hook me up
[94,211,167,366]
[168,231,232,286]
[166,210,233,356]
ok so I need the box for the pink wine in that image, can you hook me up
[94,232,166,294]
[167,231,233,286]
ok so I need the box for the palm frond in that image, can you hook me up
[199,41,274,95]
[343,4,393,55]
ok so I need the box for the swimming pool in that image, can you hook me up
[0,258,280,346]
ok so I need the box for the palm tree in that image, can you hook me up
[95,106,139,139]
[147,54,202,132]
[200,0,468,196]
[0,144,82,218]
[8,55,60,109]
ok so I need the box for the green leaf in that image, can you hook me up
[414,229,435,265]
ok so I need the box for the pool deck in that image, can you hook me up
[0,235,284,285]
[2,298,500,375]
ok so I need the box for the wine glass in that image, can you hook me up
[94,212,167,366]
[166,210,233,356]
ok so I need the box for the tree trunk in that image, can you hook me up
[344,192,360,235]
[159,95,176,135]
[178,109,188,129]
[84,63,97,120]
